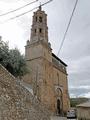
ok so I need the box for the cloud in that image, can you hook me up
[0,0,37,53]
[82,92,90,98]
[69,85,90,98]
[1,0,20,3]
[67,55,90,95]
[0,21,25,52]
[68,56,90,73]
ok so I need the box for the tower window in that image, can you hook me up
[35,29,36,33]
[39,28,42,33]
[39,16,42,22]
[36,17,37,22]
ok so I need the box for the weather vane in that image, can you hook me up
[39,2,42,10]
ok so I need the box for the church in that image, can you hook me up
[23,6,70,115]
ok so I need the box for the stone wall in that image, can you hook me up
[0,64,50,120]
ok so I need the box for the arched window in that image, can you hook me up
[39,16,42,22]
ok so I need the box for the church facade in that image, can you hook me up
[24,6,70,115]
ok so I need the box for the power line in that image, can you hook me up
[6,6,39,21]
[57,0,78,56]
[0,0,38,17]
[0,0,53,24]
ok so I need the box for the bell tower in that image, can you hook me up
[25,5,52,63]
[25,6,52,97]
[30,5,48,44]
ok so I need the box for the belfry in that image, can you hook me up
[30,5,48,44]
[24,6,70,115]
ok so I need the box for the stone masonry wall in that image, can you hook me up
[0,64,50,120]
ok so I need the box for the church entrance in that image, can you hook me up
[56,88,63,116]
[57,99,61,115]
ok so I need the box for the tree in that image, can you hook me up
[70,97,89,107]
[8,48,28,79]
[0,39,28,79]
[0,40,9,67]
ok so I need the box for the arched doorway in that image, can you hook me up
[57,99,61,114]
[55,88,63,115]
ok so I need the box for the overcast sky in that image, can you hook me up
[0,0,90,98]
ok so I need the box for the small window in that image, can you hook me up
[39,28,42,33]
[39,16,42,22]
[35,29,36,33]
[57,73,59,84]
[36,17,37,22]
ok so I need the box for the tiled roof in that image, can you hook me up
[52,53,67,67]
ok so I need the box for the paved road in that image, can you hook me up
[50,116,66,120]
[50,116,77,120]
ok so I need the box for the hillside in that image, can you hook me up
[70,97,89,107]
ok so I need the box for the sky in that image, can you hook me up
[0,0,90,98]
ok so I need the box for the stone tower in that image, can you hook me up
[30,5,48,45]
[24,6,70,115]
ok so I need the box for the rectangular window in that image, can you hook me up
[39,28,42,33]
[35,29,36,33]
[36,17,37,22]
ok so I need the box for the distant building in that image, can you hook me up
[24,6,70,115]
[77,101,90,120]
